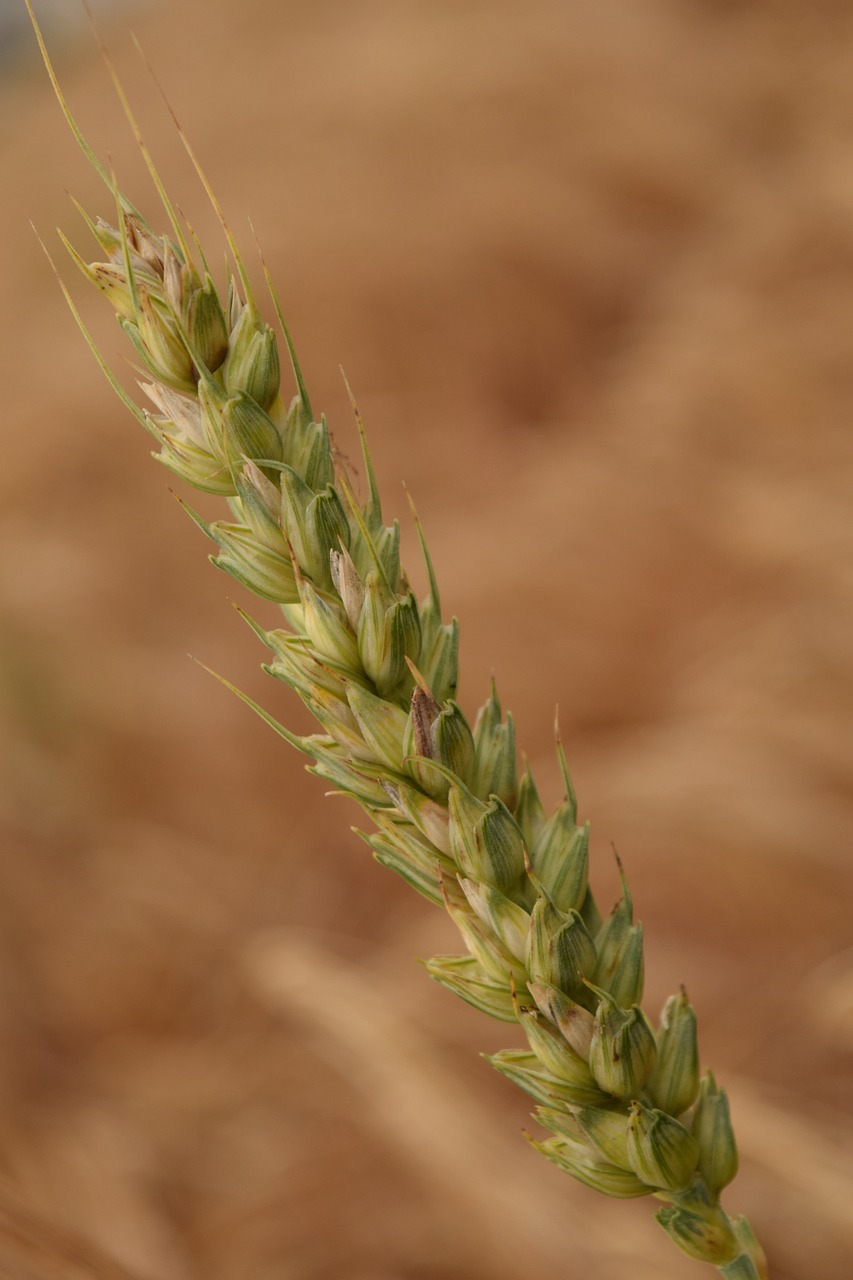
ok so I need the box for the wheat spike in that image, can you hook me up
[28,6,769,1275]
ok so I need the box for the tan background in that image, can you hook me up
[1,1,852,1276]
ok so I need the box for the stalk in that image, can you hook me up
[28,6,768,1274]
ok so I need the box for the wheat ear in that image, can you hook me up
[29,7,769,1275]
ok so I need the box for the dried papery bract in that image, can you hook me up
[26,5,769,1276]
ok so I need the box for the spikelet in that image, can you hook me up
[27,6,768,1275]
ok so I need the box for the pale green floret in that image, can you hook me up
[222,303,281,409]
[459,879,530,961]
[423,699,476,789]
[649,991,700,1117]
[88,260,140,320]
[694,1071,740,1194]
[345,683,408,772]
[424,954,518,1022]
[528,1134,650,1199]
[416,607,459,704]
[305,485,352,583]
[380,777,451,854]
[182,274,229,372]
[280,466,330,582]
[526,897,596,999]
[473,796,527,893]
[601,919,644,1006]
[209,522,299,601]
[657,1200,740,1265]
[550,910,598,996]
[328,547,365,629]
[282,406,335,491]
[529,811,589,914]
[123,291,195,389]
[153,432,236,494]
[514,765,547,847]
[489,1050,609,1109]
[567,1102,633,1170]
[519,1009,599,1088]
[296,576,362,670]
[592,879,637,997]
[528,981,595,1060]
[447,785,526,893]
[588,991,657,1098]
[449,907,529,988]
[356,572,421,697]
[626,1101,700,1191]
[471,685,517,807]
[533,1104,586,1143]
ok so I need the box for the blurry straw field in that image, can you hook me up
[1,1,852,1277]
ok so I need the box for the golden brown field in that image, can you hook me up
[1,1,852,1276]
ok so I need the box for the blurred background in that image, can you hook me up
[1,0,852,1276]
